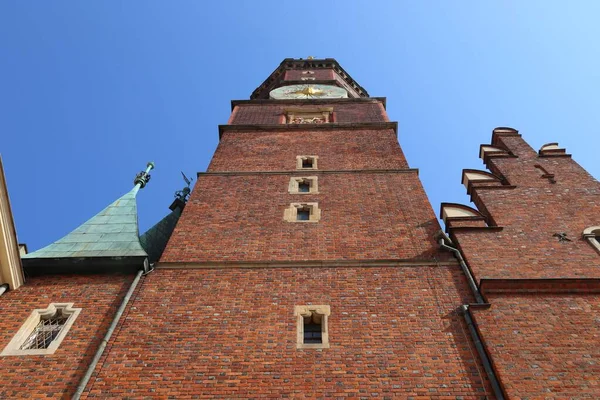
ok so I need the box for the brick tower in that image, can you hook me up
[79,58,496,398]
[1,58,534,399]
[441,129,600,399]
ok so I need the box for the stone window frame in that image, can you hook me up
[284,202,321,223]
[294,305,330,349]
[285,108,333,125]
[1,303,82,356]
[583,226,600,254]
[288,176,319,194]
[296,155,318,170]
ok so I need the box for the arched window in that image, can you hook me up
[583,226,600,254]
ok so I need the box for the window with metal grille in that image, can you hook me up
[20,309,69,350]
[1,303,82,356]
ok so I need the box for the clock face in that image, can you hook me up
[269,84,348,100]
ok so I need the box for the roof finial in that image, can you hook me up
[133,162,155,190]
[307,55,315,60]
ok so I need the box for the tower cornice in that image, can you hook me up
[250,58,369,100]
[218,121,397,139]
[231,97,387,111]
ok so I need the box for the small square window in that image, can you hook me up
[296,156,318,170]
[284,203,321,222]
[295,305,330,349]
[288,176,318,194]
[298,181,310,193]
[297,208,310,221]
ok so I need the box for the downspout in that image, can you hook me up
[438,231,506,400]
[72,267,145,400]
[438,231,484,304]
[461,304,505,399]
[0,283,8,297]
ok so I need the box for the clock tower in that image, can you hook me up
[0,58,502,398]
[80,58,494,397]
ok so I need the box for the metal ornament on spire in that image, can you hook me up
[174,171,192,203]
[134,162,155,189]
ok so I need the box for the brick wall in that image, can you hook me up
[82,267,493,399]
[230,102,387,125]
[0,273,134,399]
[284,68,334,81]
[471,293,600,399]
[161,171,445,263]
[445,130,600,398]
[208,129,407,172]
[450,132,600,281]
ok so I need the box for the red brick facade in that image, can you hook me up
[0,274,134,399]
[83,267,492,398]
[2,59,598,399]
[444,128,600,398]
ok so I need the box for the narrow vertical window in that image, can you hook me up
[294,305,330,349]
[303,317,322,343]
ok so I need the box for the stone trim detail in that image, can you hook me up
[296,156,318,170]
[294,305,330,349]
[288,176,319,194]
[1,303,82,356]
[583,226,600,254]
[284,108,333,124]
[284,203,321,222]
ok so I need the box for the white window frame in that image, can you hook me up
[284,202,321,223]
[288,176,319,194]
[583,226,600,254]
[294,305,330,349]
[1,303,82,356]
[296,155,318,170]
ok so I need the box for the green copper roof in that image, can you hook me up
[23,187,148,260]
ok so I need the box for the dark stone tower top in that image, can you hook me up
[250,58,369,100]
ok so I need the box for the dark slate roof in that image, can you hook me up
[139,207,182,264]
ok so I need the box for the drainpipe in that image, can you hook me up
[438,231,484,304]
[72,268,144,400]
[0,283,8,297]
[438,231,506,400]
[462,304,506,400]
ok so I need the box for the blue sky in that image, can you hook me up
[2,1,599,251]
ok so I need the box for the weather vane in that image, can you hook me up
[174,171,192,202]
